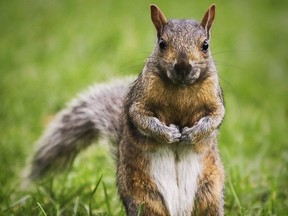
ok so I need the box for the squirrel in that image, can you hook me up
[117,4,225,216]
[24,3,225,216]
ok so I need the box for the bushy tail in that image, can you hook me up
[24,78,132,181]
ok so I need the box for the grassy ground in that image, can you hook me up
[0,0,287,215]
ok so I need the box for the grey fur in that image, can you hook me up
[24,78,133,181]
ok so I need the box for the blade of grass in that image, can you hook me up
[228,175,242,211]
[137,203,144,216]
[60,184,88,208]
[3,195,31,212]
[37,185,61,216]
[37,202,47,216]
[37,186,57,208]
[102,181,111,215]
[73,196,80,215]
[89,175,103,216]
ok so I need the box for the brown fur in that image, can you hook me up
[142,72,221,128]
[117,4,225,216]
[117,133,170,215]
[194,146,225,216]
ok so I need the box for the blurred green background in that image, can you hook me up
[0,0,287,215]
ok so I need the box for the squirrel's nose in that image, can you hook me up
[173,62,192,76]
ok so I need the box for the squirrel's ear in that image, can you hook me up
[200,4,216,39]
[150,4,168,38]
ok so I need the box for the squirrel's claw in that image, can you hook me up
[162,124,181,143]
[180,126,194,145]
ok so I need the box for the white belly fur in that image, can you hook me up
[149,146,203,216]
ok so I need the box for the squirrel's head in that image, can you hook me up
[150,4,216,86]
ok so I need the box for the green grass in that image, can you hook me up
[0,0,287,215]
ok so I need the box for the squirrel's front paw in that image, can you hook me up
[181,124,213,145]
[180,126,204,145]
[180,126,194,145]
[161,124,181,144]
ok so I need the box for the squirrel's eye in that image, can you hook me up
[159,38,167,50]
[202,39,209,52]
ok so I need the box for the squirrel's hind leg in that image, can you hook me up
[193,148,225,216]
[117,142,169,216]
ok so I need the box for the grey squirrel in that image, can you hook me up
[25,4,225,216]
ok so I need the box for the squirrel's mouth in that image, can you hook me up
[176,79,196,87]
[167,69,200,86]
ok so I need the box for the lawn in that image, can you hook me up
[0,0,287,215]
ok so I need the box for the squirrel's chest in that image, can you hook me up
[153,90,210,127]
[146,74,217,127]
